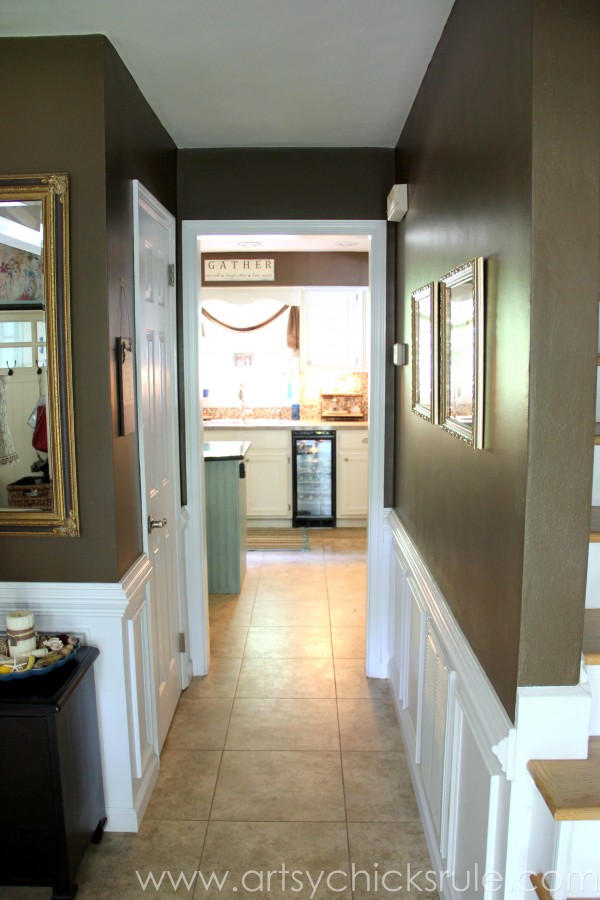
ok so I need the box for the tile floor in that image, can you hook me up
[7,529,435,899]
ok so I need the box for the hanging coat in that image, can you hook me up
[32,402,48,453]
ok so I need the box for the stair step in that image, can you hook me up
[595,423,600,445]
[531,874,597,900]
[590,507,600,541]
[583,609,600,665]
[528,738,600,820]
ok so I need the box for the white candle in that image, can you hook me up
[6,609,37,659]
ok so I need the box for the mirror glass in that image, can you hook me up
[0,175,78,535]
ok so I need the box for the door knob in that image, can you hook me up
[148,515,167,533]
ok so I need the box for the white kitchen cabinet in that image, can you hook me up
[336,429,368,520]
[300,289,367,372]
[245,450,291,518]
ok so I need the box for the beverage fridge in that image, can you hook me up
[292,430,336,527]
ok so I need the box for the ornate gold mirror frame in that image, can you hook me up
[0,174,78,536]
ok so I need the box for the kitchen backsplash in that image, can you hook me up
[204,371,368,421]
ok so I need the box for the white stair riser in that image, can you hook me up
[587,664,600,735]
[592,445,600,506]
[585,543,600,608]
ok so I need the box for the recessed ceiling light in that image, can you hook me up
[336,240,358,247]
[238,241,261,248]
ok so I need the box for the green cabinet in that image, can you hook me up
[205,453,247,593]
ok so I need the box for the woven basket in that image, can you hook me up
[7,478,53,510]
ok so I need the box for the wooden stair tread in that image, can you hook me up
[590,506,600,540]
[595,423,600,445]
[528,738,600,820]
[583,609,600,664]
[531,874,597,900]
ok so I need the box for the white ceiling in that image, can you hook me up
[0,0,454,149]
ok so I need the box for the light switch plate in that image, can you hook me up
[393,343,408,366]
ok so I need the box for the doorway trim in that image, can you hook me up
[182,219,389,678]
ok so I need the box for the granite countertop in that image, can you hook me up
[203,440,251,460]
[204,418,367,430]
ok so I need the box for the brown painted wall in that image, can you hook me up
[518,0,599,686]
[394,0,599,718]
[0,36,177,582]
[201,252,368,287]
[0,36,116,581]
[178,149,393,221]
[103,40,177,578]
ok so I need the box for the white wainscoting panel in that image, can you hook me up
[0,554,159,832]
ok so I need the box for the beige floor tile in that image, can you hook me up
[208,596,254,627]
[334,658,391,699]
[250,598,330,626]
[337,698,404,751]
[328,597,366,626]
[211,750,345,821]
[226,698,339,750]
[347,822,438,899]
[236,657,336,698]
[74,820,207,899]
[180,657,241,700]
[331,626,366,658]
[342,751,421,822]
[256,583,329,603]
[164,698,233,751]
[196,821,351,899]
[209,622,248,657]
[245,626,332,658]
[145,749,221,821]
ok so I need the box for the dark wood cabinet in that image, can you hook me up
[0,646,106,899]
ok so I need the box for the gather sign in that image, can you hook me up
[204,258,275,282]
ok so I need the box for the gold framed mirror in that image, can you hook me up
[0,174,78,536]
[440,257,485,449]
[411,281,439,423]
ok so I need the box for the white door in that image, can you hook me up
[134,183,184,751]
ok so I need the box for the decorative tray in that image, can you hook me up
[0,634,80,681]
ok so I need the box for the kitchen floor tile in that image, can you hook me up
[331,626,366,658]
[328,597,366,626]
[180,657,242,700]
[236,657,336,698]
[347,822,438,899]
[209,623,248,657]
[337,697,404,751]
[250,598,330,626]
[144,749,221,821]
[244,626,332,658]
[196,821,351,899]
[208,596,254,627]
[74,820,207,899]
[225,698,339,750]
[211,750,345,821]
[334,658,391,699]
[164,698,233,751]
[342,751,421,822]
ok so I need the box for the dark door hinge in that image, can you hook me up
[168,263,175,287]
[178,632,186,653]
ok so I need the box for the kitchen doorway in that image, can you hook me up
[181,220,389,681]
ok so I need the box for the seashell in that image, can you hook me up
[0,639,8,657]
